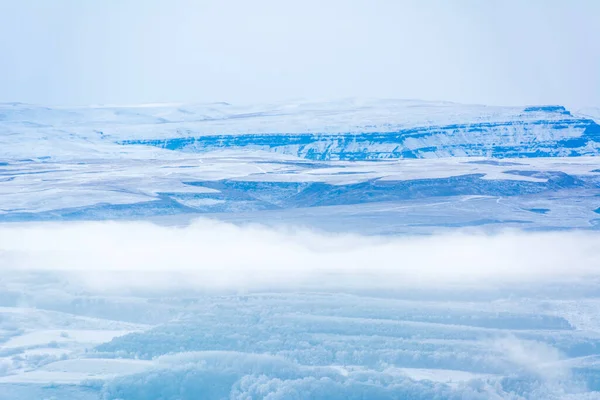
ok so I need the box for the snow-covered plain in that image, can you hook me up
[1,100,600,399]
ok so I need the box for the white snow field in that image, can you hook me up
[1,100,600,399]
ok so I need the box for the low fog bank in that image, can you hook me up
[0,219,598,292]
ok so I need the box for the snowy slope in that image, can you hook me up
[1,99,599,230]
[2,100,600,400]
[1,153,599,232]
[1,99,599,161]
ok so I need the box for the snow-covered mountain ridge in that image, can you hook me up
[1,99,599,161]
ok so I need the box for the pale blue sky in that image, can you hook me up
[0,0,598,108]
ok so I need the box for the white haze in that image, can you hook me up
[1,219,599,292]
[1,0,599,108]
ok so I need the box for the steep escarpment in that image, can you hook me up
[121,117,600,160]
[2,100,599,161]
[116,103,600,160]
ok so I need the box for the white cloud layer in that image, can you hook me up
[1,220,598,293]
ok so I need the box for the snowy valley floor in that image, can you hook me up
[1,221,600,399]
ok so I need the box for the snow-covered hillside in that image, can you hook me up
[1,100,599,230]
[1,99,599,161]
[2,100,600,400]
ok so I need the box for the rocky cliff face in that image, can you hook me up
[2,100,599,161]
[117,104,600,160]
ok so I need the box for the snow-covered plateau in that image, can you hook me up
[1,99,600,399]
